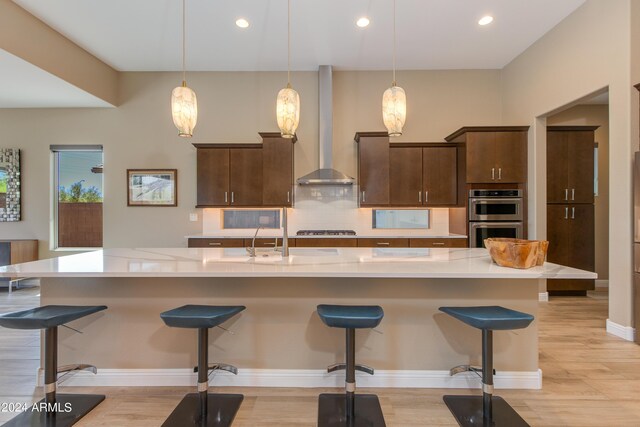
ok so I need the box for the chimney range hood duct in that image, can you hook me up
[297,65,355,185]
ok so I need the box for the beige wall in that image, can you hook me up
[0,70,502,259]
[547,105,609,281]
[501,0,634,327]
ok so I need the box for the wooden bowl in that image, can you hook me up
[484,238,549,269]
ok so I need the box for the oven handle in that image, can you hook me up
[470,222,524,229]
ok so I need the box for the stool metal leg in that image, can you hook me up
[318,328,386,427]
[443,329,530,427]
[4,326,105,427]
[161,328,243,427]
[198,328,209,423]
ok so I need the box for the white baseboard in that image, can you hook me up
[606,319,636,341]
[595,280,609,289]
[538,292,549,302]
[40,368,543,390]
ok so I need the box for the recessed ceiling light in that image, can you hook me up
[356,17,370,28]
[478,15,494,26]
[235,18,249,28]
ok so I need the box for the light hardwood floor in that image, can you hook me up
[1,285,639,426]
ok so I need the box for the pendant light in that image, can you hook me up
[276,0,300,138]
[382,0,406,137]
[171,0,198,138]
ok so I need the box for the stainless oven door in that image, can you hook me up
[469,222,524,248]
[468,198,523,221]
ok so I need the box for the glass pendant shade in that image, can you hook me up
[171,83,198,138]
[382,85,406,137]
[276,86,300,138]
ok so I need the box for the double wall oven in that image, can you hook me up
[468,189,524,248]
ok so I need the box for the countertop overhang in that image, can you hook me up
[0,248,597,279]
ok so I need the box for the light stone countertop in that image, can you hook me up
[186,234,468,239]
[0,248,596,279]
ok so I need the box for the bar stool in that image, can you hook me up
[160,304,245,427]
[316,304,386,427]
[0,305,107,427]
[439,305,534,427]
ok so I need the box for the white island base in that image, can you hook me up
[1,248,595,391]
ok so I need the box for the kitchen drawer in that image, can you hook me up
[292,238,357,248]
[244,238,293,248]
[187,238,245,248]
[357,238,409,248]
[409,238,468,248]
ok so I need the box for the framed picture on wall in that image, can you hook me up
[127,169,177,207]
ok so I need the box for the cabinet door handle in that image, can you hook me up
[498,168,502,180]
[571,207,575,219]
[231,192,234,204]
[287,191,290,203]
[425,191,428,203]
[208,242,222,246]
[432,242,445,246]
[564,207,568,219]
[362,191,366,203]
[264,242,276,246]
[418,191,422,203]
[571,189,575,201]
[565,189,568,201]
[491,168,495,180]
[376,242,390,246]
[224,192,228,203]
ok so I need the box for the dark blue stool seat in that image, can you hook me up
[0,305,107,427]
[160,304,246,329]
[439,305,534,427]
[439,306,534,331]
[160,304,245,427]
[0,305,107,330]
[317,304,384,329]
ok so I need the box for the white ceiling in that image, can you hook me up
[13,0,586,72]
[0,49,112,108]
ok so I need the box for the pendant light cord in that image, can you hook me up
[287,0,291,87]
[392,0,396,86]
[182,0,186,85]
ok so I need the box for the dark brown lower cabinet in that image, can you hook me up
[547,204,595,294]
[187,238,245,248]
[409,238,467,248]
[292,238,358,248]
[357,238,410,248]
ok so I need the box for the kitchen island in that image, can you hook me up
[0,248,595,390]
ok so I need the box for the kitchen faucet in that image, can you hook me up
[247,208,289,258]
[247,226,263,257]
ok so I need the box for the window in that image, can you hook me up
[372,209,430,229]
[223,210,280,229]
[51,145,103,249]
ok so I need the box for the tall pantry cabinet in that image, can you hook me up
[546,126,597,295]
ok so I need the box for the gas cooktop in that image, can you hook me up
[296,230,357,236]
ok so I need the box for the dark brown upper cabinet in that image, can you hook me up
[445,127,529,184]
[195,134,295,208]
[547,126,597,204]
[355,132,390,207]
[389,145,459,206]
[260,133,294,206]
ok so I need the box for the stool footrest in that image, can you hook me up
[318,393,386,427]
[449,365,496,377]
[57,364,97,384]
[194,363,238,378]
[2,394,105,427]
[327,363,374,375]
[161,393,243,427]
[443,395,529,427]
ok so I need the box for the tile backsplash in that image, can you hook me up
[202,185,451,237]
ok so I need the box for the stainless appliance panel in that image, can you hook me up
[469,222,524,248]
[468,198,524,222]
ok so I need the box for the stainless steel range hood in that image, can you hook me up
[297,65,355,185]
